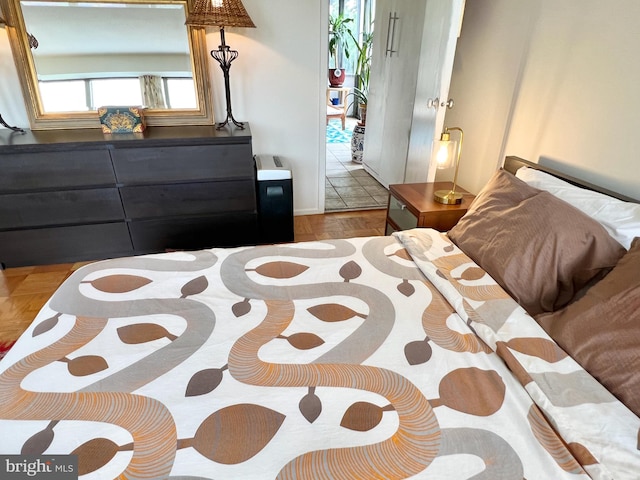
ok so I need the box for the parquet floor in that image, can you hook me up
[0,210,386,345]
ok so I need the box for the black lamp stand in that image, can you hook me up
[212,27,244,130]
[0,114,25,133]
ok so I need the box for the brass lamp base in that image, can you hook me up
[434,189,463,205]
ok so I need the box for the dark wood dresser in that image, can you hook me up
[0,125,257,268]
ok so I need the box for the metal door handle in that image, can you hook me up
[427,98,454,110]
[386,12,399,57]
[441,99,454,109]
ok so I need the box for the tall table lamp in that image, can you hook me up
[0,14,25,133]
[185,0,255,130]
[432,126,464,204]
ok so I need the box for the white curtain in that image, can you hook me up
[139,75,167,109]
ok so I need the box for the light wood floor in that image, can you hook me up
[0,210,386,344]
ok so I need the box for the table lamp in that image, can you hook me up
[185,0,255,129]
[433,126,464,204]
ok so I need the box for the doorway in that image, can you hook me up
[325,0,386,212]
[325,118,388,211]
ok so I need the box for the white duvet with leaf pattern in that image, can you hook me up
[0,229,638,479]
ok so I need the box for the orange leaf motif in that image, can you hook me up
[181,275,208,297]
[65,355,109,377]
[192,403,285,464]
[397,279,415,297]
[307,303,364,322]
[567,442,597,467]
[285,332,325,350]
[299,389,322,423]
[459,267,486,281]
[21,421,58,455]
[117,323,177,344]
[71,438,124,476]
[88,275,152,293]
[32,313,61,337]
[340,402,384,432]
[437,368,505,416]
[506,337,568,363]
[254,261,309,279]
[232,299,252,317]
[339,261,362,281]
[185,368,225,397]
[404,339,432,366]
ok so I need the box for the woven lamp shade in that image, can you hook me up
[185,0,256,28]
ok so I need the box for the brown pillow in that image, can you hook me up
[536,238,640,417]
[448,169,625,316]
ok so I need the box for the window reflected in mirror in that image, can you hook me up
[21,0,196,113]
[38,76,197,112]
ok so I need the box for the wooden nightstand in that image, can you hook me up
[386,182,475,235]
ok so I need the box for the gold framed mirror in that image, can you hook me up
[1,0,213,130]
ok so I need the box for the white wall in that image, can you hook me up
[7,0,638,215]
[439,0,640,200]
[0,0,328,215]
[210,0,327,214]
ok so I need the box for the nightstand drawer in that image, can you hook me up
[388,195,418,230]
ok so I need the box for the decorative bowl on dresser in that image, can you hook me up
[0,125,258,268]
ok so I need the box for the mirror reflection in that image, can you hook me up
[20,0,196,113]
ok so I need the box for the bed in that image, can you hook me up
[0,156,638,479]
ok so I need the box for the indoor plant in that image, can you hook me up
[328,13,353,87]
[347,30,373,163]
[347,87,368,126]
[347,29,372,124]
[349,87,368,164]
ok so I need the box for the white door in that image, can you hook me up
[359,0,393,181]
[363,0,465,187]
[407,0,466,184]
[363,0,427,183]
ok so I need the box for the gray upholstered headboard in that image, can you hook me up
[503,156,639,203]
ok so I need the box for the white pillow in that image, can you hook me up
[515,167,640,249]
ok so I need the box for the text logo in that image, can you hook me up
[1,456,77,479]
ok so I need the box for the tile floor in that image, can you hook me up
[325,118,389,212]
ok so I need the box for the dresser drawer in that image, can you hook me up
[111,144,254,184]
[0,150,115,192]
[0,222,132,268]
[387,194,418,230]
[0,188,124,229]
[120,180,256,219]
[129,213,259,252]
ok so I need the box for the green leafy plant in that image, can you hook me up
[347,86,368,107]
[346,86,369,125]
[348,30,373,100]
[346,27,373,124]
[328,13,354,68]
